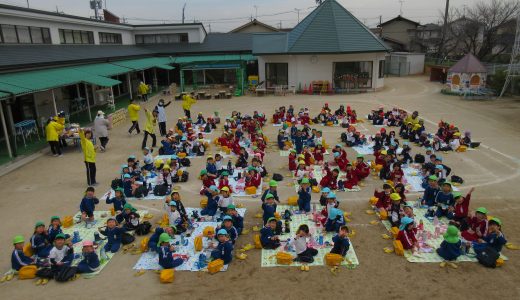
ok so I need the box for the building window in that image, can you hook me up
[379,60,385,78]
[58,29,94,44]
[99,32,122,44]
[135,33,189,44]
[0,24,51,44]
[265,63,288,88]
[333,61,373,89]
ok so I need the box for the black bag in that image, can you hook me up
[414,154,425,164]
[135,221,152,236]
[476,246,499,268]
[36,267,54,279]
[121,232,135,245]
[179,158,191,167]
[153,184,168,196]
[451,175,464,184]
[54,266,77,282]
[134,185,149,198]
[111,178,123,190]
[310,178,318,187]
[180,171,189,182]
[272,173,283,181]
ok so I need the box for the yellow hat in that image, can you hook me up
[390,193,401,201]
[380,150,388,155]
[220,186,230,192]
[453,132,461,137]
[298,160,306,165]
[298,154,305,158]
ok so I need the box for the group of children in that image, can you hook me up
[272,103,357,127]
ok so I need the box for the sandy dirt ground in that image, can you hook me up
[1,76,519,299]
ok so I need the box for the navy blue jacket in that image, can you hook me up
[100,226,125,245]
[47,225,63,243]
[11,249,33,271]
[331,235,350,256]
[483,232,507,253]
[436,240,462,261]
[435,191,454,207]
[262,203,277,225]
[158,245,183,269]
[30,233,50,256]
[206,163,217,175]
[231,214,244,231]
[212,241,233,264]
[106,196,126,212]
[298,187,311,211]
[422,186,439,207]
[260,226,276,246]
[80,196,99,214]
[261,188,279,202]
[201,191,219,216]
[81,252,100,270]
[148,228,164,252]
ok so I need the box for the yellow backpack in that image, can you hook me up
[379,209,388,220]
[62,216,73,228]
[159,269,175,283]
[369,196,379,206]
[287,196,298,206]
[18,265,37,280]
[275,252,293,265]
[390,227,399,239]
[203,226,215,237]
[200,197,208,209]
[140,237,149,252]
[208,259,224,274]
[254,234,262,249]
[245,186,257,195]
[194,235,203,252]
[324,253,344,266]
[393,240,404,256]
[312,186,320,193]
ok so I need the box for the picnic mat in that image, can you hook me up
[214,168,263,197]
[292,166,361,193]
[62,210,147,278]
[401,166,459,193]
[260,205,359,268]
[352,142,403,156]
[132,212,242,272]
[376,203,506,263]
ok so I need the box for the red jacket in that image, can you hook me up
[246,173,262,188]
[288,154,297,171]
[313,148,324,162]
[335,157,349,172]
[397,229,417,250]
[375,191,391,210]
[390,169,404,183]
[462,217,488,241]
[218,178,232,193]
[343,170,358,189]
[355,162,370,180]
[454,194,471,219]
[304,152,313,165]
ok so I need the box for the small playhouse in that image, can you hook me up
[447,53,487,93]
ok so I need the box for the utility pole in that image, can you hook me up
[182,3,186,24]
[399,0,404,15]
[438,0,450,62]
[500,13,520,98]
[26,0,29,8]
[295,8,301,23]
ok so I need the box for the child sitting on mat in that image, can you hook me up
[47,216,69,243]
[106,187,127,216]
[260,217,281,249]
[217,216,238,245]
[31,221,52,258]
[325,207,346,233]
[99,218,125,253]
[77,241,100,274]
[330,226,350,257]
[397,217,418,251]
[297,178,312,213]
[49,233,74,270]
[226,205,243,235]
[11,235,35,271]
[290,224,318,263]
[319,187,331,206]
[218,186,234,214]
[451,188,474,230]
[211,229,234,265]
[262,180,280,203]
[436,225,462,268]
[435,182,454,219]
[157,233,184,269]
[461,207,489,242]
[201,186,220,217]
[80,186,100,229]
[474,217,507,253]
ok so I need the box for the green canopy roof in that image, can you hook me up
[0,82,31,98]
[83,75,122,87]
[71,63,133,77]
[155,64,175,70]
[111,57,174,70]
[253,0,389,54]
[172,54,255,65]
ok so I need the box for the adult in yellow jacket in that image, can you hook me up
[128,99,141,134]
[138,81,150,102]
[80,128,97,186]
[404,111,420,126]
[182,93,197,119]
[45,117,64,156]
[142,108,158,150]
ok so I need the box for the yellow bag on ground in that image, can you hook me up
[390,227,399,239]
[393,240,404,256]
[18,265,37,280]
[178,152,187,158]
[496,258,505,267]
[203,226,215,237]
[276,252,293,265]
[200,197,208,209]
[208,259,224,274]
[194,235,203,252]
[369,196,378,205]
[254,234,262,249]
[287,196,298,206]
[62,216,73,228]
[140,237,149,252]
[245,186,257,195]
[325,253,344,266]
[23,243,33,257]
[456,145,467,152]
[160,269,174,283]
[379,209,388,220]
[312,186,320,193]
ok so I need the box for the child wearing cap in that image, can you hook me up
[199,169,216,195]
[149,226,176,252]
[388,193,403,227]
[260,218,281,249]
[99,218,126,253]
[117,203,140,231]
[435,182,455,219]
[325,207,346,233]
[47,216,69,243]
[262,194,279,227]
[201,186,220,217]
[106,187,127,216]
[297,178,312,213]
[218,186,234,213]
[374,183,393,211]
[218,171,232,193]
[421,175,440,207]
[354,154,370,181]
[49,233,74,269]
[330,226,350,257]
[452,187,474,230]
[206,156,218,179]
[290,224,318,263]
[319,187,331,206]
[11,235,35,271]
[477,217,507,253]
[288,149,297,171]
[77,241,100,274]
[141,147,154,171]
[226,205,244,235]
[217,216,238,244]
[31,221,52,258]
[342,163,359,190]
[390,163,404,184]
[80,186,100,228]
[397,217,418,250]
[245,167,261,188]
[261,180,280,203]
[211,229,234,265]
[461,207,489,242]
[394,183,406,202]
[436,225,462,267]
[157,233,184,269]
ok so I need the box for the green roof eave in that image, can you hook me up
[71,63,133,77]
[83,75,121,87]
[111,57,174,71]
[253,50,389,56]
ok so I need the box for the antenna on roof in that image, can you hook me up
[182,2,186,24]
[90,0,103,20]
[399,0,405,16]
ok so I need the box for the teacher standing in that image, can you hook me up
[93,110,111,151]
[80,128,97,186]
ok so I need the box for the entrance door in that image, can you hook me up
[265,63,288,88]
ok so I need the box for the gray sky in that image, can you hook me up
[1,0,480,32]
